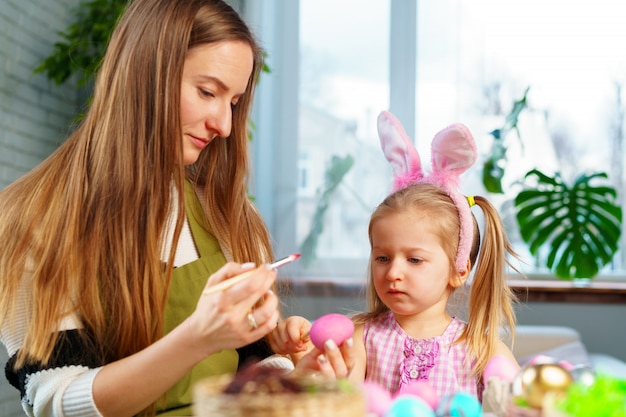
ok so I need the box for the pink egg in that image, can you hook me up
[558,360,574,371]
[362,381,393,416]
[483,354,520,384]
[396,380,439,410]
[528,354,555,365]
[309,313,355,350]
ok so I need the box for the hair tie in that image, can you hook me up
[467,195,475,207]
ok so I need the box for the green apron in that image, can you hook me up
[157,181,238,416]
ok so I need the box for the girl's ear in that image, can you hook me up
[450,260,471,288]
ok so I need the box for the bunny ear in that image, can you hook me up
[429,123,477,188]
[426,123,477,273]
[377,111,423,191]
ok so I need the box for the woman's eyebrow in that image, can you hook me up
[196,74,228,90]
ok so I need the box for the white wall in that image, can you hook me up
[0,0,81,190]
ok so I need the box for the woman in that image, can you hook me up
[0,1,351,416]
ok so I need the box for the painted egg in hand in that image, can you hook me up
[309,313,355,350]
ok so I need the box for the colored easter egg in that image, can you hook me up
[528,354,556,365]
[309,313,355,350]
[362,381,393,417]
[385,395,435,417]
[435,392,482,417]
[569,364,595,387]
[558,360,574,371]
[519,363,574,408]
[483,354,520,384]
[396,380,439,410]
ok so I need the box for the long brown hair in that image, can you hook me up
[0,0,272,371]
[355,184,519,377]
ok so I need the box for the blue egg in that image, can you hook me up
[435,392,482,417]
[385,395,436,417]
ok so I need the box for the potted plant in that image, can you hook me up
[513,169,622,280]
[482,87,529,194]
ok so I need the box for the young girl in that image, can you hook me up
[349,111,521,399]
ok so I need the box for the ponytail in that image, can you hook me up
[459,196,521,377]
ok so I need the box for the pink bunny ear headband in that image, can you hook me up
[377,111,477,272]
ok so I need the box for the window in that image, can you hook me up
[412,0,626,278]
[297,152,312,196]
[244,0,626,281]
[296,0,391,277]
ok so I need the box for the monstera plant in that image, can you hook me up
[514,169,622,280]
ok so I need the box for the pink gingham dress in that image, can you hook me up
[363,312,481,398]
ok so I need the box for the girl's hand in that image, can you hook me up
[266,315,311,357]
[293,337,355,379]
[183,262,280,361]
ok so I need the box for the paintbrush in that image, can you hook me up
[202,253,301,295]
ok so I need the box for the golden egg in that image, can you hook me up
[520,363,573,408]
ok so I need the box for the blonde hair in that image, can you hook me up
[356,184,519,377]
[0,0,272,377]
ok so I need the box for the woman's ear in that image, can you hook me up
[450,260,471,288]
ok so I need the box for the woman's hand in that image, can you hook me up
[184,262,280,360]
[266,315,311,358]
[93,262,279,417]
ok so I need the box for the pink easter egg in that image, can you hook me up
[483,354,520,384]
[396,380,439,410]
[309,313,355,350]
[528,354,555,365]
[362,381,393,416]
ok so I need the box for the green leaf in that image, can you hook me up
[503,86,530,134]
[299,155,354,267]
[514,169,622,279]
[481,87,530,194]
[34,0,128,86]
[482,157,504,193]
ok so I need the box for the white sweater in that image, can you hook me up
[1,214,199,417]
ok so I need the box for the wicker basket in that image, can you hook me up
[193,374,366,417]
[507,403,542,417]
